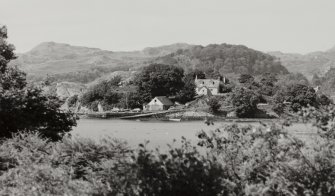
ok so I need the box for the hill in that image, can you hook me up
[10,42,149,83]
[269,45,335,79]
[142,43,192,56]
[11,42,193,83]
[11,42,287,85]
[155,43,289,77]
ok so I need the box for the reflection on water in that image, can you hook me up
[72,119,317,149]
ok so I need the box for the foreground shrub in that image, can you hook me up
[0,133,232,195]
[197,108,335,195]
[0,132,131,195]
[1,106,335,195]
[132,139,233,196]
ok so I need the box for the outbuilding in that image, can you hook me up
[144,96,174,111]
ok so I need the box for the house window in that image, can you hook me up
[154,100,157,102]
[213,82,215,85]
[202,82,204,84]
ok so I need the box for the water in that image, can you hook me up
[72,119,316,149]
[73,119,223,149]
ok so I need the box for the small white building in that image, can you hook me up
[143,96,174,111]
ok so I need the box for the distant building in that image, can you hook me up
[195,76,221,95]
[143,96,174,111]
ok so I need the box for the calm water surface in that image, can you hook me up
[72,119,316,149]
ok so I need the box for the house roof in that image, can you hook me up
[195,79,220,88]
[155,96,174,106]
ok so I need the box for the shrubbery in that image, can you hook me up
[274,83,317,112]
[0,133,227,195]
[208,96,221,113]
[232,87,261,118]
[67,94,78,107]
[2,106,335,195]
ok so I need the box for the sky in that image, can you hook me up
[1,0,335,54]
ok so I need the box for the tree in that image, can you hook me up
[259,73,278,96]
[317,94,332,106]
[134,64,184,103]
[104,90,120,106]
[238,74,254,84]
[122,92,143,109]
[274,83,317,112]
[208,97,221,113]
[312,73,322,86]
[176,76,196,104]
[185,69,206,80]
[80,76,122,110]
[232,88,261,118]
[67,95,78,107]
[276,73,309,87]
[158,43,288,76]
[0,26,76,141]
[219,83,234,93]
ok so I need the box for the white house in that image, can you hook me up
[195,76,221,95]
[143,96,174,111]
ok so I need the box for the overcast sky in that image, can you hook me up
[1,0,335,54]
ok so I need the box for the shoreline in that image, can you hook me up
[78,114,280,123]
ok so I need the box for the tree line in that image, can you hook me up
[79,64,201,111]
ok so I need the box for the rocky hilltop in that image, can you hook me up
[269,45,335,79]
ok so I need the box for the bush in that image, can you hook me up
[2,108,335,195]
[208,96,221,113]
[317,94,332,106]
[232,87,261,118]
[0,133,229,195]
[197,106,335,195]
[0,132,132,195]
[67,94,78,107]
[274,83,317,112]
[272,102,285,115]
[133,139,231,196]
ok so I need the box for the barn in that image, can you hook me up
[143,96,174,111]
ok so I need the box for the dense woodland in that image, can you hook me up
[156,44,289,78]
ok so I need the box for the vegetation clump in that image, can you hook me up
[0,26,76,141]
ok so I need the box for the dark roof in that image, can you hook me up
[155,96,174,106]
